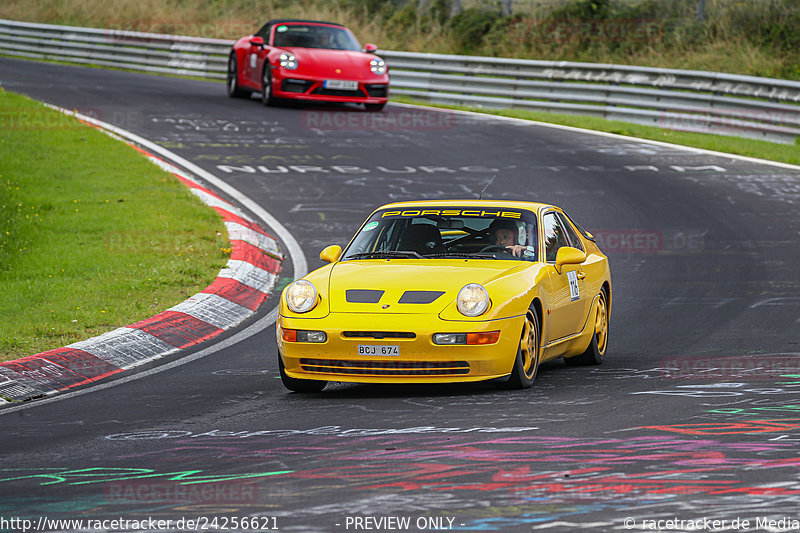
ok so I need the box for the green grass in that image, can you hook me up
[390,95,800,167]
[0,89,229,361]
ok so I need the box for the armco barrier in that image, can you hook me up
[1,18,798,143]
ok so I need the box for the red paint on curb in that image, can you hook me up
[0,349,116,391]
[213,207,276,239]
[202,277,269,311]
[230,240,282,274]
[129,311,224,349]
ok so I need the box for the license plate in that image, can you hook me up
[358,344,399,356]
[324,79,358,90]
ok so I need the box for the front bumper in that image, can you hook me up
[277,312,523,384]
[273,72,389,104]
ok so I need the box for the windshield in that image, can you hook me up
[342,207,539,261]
[272,24,361,51]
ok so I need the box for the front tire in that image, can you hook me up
[505,305,540,389]
[261,66,276,106]
[278,354,327,392]
[365,102,386,112]
[226,54,249,98]
[565,286,609,366]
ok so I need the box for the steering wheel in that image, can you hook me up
[480,245,510,253]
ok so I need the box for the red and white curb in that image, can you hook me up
[0,113,285,405]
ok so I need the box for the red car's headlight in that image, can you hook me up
[369,57,386,74]
[279,53,298,70]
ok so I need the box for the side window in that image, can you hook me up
[255,23,271,41]
[542,212,570,262]
[557,212,584,252]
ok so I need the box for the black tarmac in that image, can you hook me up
[1,57,800,532]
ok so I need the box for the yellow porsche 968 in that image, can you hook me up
[277,200,611,392]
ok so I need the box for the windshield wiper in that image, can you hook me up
[422,252,498,259]
[346,251,424,260]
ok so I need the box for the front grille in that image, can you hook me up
[342,331,416,339]
[300,358,470,376]
[364,84,388,97]
[312,87,367,97]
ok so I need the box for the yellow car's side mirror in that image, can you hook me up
[555,246,586,273]
[319,245,342,263]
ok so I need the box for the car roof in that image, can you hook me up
[375,199,554,212]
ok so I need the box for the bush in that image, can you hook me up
[446,7,503,55]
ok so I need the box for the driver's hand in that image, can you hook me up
[505,244,526,257]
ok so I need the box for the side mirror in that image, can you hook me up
[249,36,265,47]
[364,43,378,54]
[319,245,342,263]
[555,246,586,273]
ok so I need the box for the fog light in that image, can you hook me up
[433,333,467,345]
[298,330,327,343]
[281,329,327,343]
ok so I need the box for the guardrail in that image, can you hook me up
[2,18,799,144]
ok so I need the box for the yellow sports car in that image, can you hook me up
[277,200,611,392]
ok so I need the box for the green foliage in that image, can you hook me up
[2,0,799,78]
[550,0,611,20]
[722,0,800,52]
[0,90,228,360]
[446,7,503,55]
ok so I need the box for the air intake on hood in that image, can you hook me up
[346,289,384,303]
[398,291,445,304]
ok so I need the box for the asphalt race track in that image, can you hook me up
[1,56,800,532]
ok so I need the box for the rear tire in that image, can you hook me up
[226,54,249,98]
[278,354,327,392]
[565,286,609,366]
[505,305,540,389]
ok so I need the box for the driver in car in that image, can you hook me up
[489,219,531,257]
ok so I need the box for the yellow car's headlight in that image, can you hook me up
[285,279,317,313]
[457,283,490,317]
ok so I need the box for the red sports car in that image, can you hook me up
[227,19,389,111]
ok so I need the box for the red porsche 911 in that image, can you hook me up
[227,19,389,111]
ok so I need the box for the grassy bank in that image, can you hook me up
[1,0,798,80]
[0,89,229,361]
[391,95,800,166]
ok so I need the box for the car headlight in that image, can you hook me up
[369,57,386,74]
[457,283,490,317]
[279,53,297,70]
[285,279,317,313]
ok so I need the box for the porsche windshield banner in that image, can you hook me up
[379,208,525,219]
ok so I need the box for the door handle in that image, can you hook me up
[577,271,586,280]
